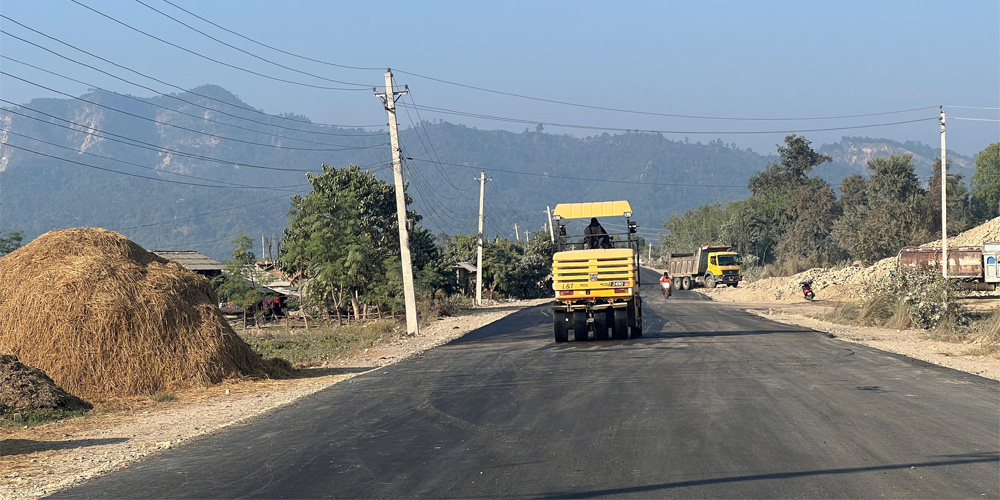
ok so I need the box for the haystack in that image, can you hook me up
[0,228,272,401]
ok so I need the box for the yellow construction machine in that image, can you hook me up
[550,201,642,342]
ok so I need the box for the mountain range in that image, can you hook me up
[0,85,977,260]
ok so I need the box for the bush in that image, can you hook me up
[860,270,968,329]
[825,301,861,324]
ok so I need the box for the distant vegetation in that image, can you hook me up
[660,136,1000,274]
[1,85,976,260]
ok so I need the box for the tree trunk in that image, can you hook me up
[333,284,344,326]
[299,283,309,331]
[351,290,361,323]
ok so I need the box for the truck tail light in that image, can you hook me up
[614,288,628,294]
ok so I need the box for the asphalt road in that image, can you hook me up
[53,268,999,499]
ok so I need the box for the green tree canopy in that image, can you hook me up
[970,142,1000,222]
[280,164,418,318]
[0,230,24,256]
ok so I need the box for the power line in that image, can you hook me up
[2,130,309,191]
[397,88,473,200]
[129,1,936,124]
[951,117,1000,122]
[945,105,1000,110]
[159,0,384,72]
[398,152,472,222]
[403,86,473,200]
[398,102,939,135]
[0,142,291,189]
[0,52,381,138]
[132,0,376,88]
[68,0,371,91]
[117,194,296,230]
[400,166,468,234]
[2,71,386,153]
[490,182,534,222]
[406,157,748,189]
[394,68,938,122]
[0,102,345,173]
[0,17,383,128]
[0,59,385,148]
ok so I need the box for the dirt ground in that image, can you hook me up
[3,291,999,500]
[699,284,1000,381]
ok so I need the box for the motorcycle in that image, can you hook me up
[800,279,815,301]
[660,280,672,298]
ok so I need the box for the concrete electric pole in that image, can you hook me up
[546,205,555,243]
[940,106,948,279]
[375,69,419,335]
[514,223,520,242]
[476,171,489,306]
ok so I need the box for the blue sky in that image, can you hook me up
[1,0,998,156]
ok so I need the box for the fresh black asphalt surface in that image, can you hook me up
[51,268,999,498]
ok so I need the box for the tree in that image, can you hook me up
[833,155,930,262]
[970,142,1000,222]
[279,164,417,322]
[743,135,833,265]
[776,183,842,264]
[214,234,268,328]
[839,173,868,210]
[927,157,972,236]
[0,230,24,256]
[748,135,831,196]
[660,203,728,255]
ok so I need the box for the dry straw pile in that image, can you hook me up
[0,228,274,401]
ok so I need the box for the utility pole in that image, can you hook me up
[648,243,653,261]
[476,171,489,306]
[546,205,555,243]
[375,69,418,335]
[514,223,520,242]
[940,106,948,279]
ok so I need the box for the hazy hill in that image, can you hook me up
[0,86,976,260]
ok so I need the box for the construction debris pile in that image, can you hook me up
[703,217,1000,303]
[0,228,277,402]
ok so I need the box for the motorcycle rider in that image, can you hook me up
[659,271,673,297]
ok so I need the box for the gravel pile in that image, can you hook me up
[704,217,1000,303]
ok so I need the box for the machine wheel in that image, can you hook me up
[593,310,611,340]
[612,308,629,340]
[553,310,569,342]
[627,299,642,338]
[681,276,691,290]
[705,274,717,288]
[572,311,589,341]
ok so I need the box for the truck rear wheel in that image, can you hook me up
[629,299,642,338]
[572,311,589,341]
[553,310,569,342]
[594,310,611,340]
[612,308,629,340]
[681,276,691,290]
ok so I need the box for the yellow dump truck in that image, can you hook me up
[668,244,743,289]
[550,201,642,342]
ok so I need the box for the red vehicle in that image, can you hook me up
[800,279,815,301]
